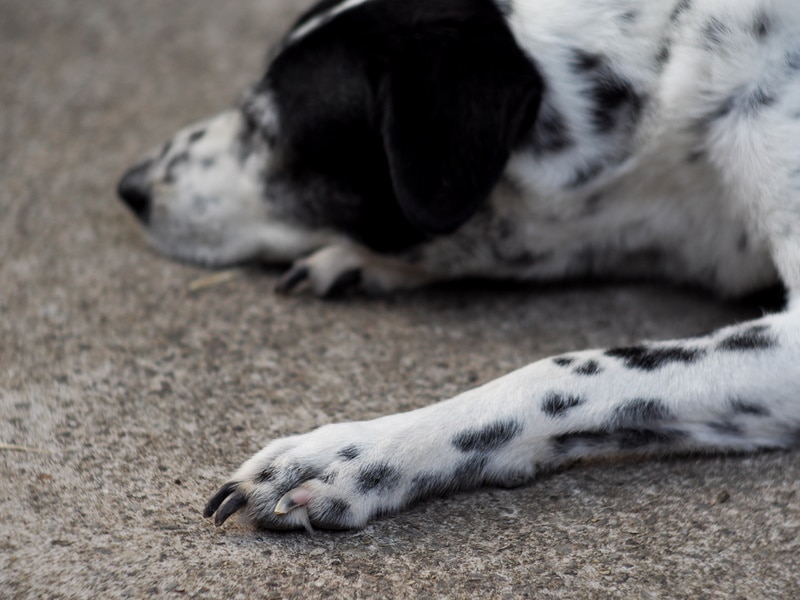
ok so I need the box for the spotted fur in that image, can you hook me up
[120,0,800,531]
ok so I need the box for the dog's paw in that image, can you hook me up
[275,244,432,297]
[203,421,417,531]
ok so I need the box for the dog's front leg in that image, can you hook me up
[204,310,800,531]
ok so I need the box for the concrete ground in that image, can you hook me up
[1,1,799,598]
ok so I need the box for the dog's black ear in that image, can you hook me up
[379,17,542,235]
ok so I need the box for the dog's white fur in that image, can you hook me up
[121,0,800,530]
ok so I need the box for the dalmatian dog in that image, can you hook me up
[118,0,800,531]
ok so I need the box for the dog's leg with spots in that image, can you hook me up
[204,310,800,530]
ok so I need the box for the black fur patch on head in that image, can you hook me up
[357,462,402,493]
[452,419,523,453]
[574,360,602,376]
[718,325,777,351]
[337,445,361,461]
[542,392,585,417]
[553,356,576,368]
[605,345,702,370]
[730,399,770,417]
[266,0,543,249]
[614,398,671,426]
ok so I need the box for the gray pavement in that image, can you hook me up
[1,1,799,598]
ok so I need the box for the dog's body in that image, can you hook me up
[119,0,800,530]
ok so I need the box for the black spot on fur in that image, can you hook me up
[338,445,360,461]
[571,49,604,72]
[752,10,771,39]
[407,454,489,503]
[452,454,488,482]
[542,392,585,417]
[656,44,671,67]
[730,399,770,417]
[605,345,702,370]
[531,104,572,154]
[256,465,276,483]
[452,419,523,453]
[164,151,190,183]
[670,0,693,22]
[698,96,736,130]
[687,149,704,163]
[188,129,207,143]
[554,427,684,455]
[589,68,644,134]
[357,462,401,493]
[553,357,576,368]
[574,360,602,376]
[737,231,749,252]
[312,498,351,527]
[617,428,682,449]
[718,325,777,351]
[743,87,776,114]
[570,162,605,188]
[614,398,672,426]
[702,17,730,50]
[320,469,338,485]
[407,473,449,503]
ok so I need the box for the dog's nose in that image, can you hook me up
[117,161,152,223]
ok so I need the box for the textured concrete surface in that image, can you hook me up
[1,1,799,598]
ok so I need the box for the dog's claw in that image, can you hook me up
[275,487,311,515]
[214,492,248,526]
[203,481,239,519]
[275,265,310,294]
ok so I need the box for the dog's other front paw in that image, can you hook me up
[203,421,415,531]
[275,244,433,297]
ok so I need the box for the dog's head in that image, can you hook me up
[118,0,542,267]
